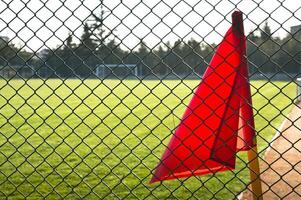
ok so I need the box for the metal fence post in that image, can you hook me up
[297,78,301,102]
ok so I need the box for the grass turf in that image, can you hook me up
[0,79,296,199]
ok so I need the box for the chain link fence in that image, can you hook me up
[0,0,301,199]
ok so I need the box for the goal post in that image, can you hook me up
[94,64,139,78]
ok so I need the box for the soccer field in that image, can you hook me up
[0,79,296,199]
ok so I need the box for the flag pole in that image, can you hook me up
[247,139,263,200]
[232,11,263,200]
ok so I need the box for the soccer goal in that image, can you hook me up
[94,64,139,78]
[0,65,35,79]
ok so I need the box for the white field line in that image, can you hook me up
[237,110,292,200]
[264,116,290,157]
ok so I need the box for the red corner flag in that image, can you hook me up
[150,11,256,183]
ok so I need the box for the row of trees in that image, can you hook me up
[247,22,301,74]
[0,36,34,67]
[0,8,300,78]
[36,20,301,78]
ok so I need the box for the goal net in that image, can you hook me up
[94,64,139,78]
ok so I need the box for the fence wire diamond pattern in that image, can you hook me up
[0,0,301,199]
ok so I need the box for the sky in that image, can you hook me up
[0,0,300,52]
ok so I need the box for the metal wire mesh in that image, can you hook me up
[0,0,301,199]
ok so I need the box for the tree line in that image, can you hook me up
[0,17,300,78]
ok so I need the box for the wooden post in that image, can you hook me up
[232,11,263,199]
[247,139,263,200]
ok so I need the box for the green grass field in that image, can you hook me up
[0,79,296,199]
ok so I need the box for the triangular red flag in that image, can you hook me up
[150,11,256,183]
